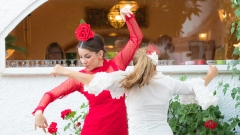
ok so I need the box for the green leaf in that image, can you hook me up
[64,123,71,131]
[232,67,238,78]
[236,96,240,101]
[80,103,87,109]
[199,130,206,135]
[71,111,76,118]
[231,26,235,34]
[6,45,28,54]
[231,92,236,99]
[218,81,223,87]
[80,19,85,24]
[236,58,240,66]
[5,35,28,54]
[223,87,228,95]
[224,83,230,88]
[232,88,237,93]
[179,115,185,123]
[203,117,209,121]
[216,131,225,135]
[227,64,231,70]
[213,90,216,95]
[233,47,240,55]
[235,102,240,108]
[222,83,229,95]
[238,87,240,93]
[180,75,187,81]
[236,8,240,17]
[74,114,82,123]
[64,115,71,120]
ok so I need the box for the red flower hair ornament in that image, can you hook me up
[146,44,160,66]
[75,19,95,42]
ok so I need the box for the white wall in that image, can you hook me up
[0,74,87,135]
[0,72,240,134]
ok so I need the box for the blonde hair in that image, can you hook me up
[120,47,156,90]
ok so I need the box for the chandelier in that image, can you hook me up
[108,5,125,29]
[107,0,139,29]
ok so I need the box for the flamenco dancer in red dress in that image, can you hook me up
[33,5,143,135]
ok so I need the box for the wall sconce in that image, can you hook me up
[233,42,240,51]
[218,9,227,22]
[105,45,114,49]
[199,33,207,41]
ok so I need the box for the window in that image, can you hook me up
[3,0,236,68]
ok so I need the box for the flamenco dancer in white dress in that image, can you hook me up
[51,45,219,135]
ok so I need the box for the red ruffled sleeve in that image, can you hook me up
[111,14,143,70]
[32,78,83,115]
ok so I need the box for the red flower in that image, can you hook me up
[61,109,72,119]
[48,122,58,134]
[204,120,218,130]
[75,23,94,42]
[76,122,81,127]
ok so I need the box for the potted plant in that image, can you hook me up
[5,35,28,58]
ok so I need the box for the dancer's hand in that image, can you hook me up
[34,110,48,133]
[207,64,218,78]
[120,5,134,21]
[51,64,69,77]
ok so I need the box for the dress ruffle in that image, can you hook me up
[84,71,129,99]
[178,78,218,110]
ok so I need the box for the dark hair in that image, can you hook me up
[77,34,107,55]
[45,42,64,59]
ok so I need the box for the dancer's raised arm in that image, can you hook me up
[111,5,143,70]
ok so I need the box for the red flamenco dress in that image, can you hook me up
[32,14,143,135]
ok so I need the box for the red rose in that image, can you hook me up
[61,109,72,119]
[48,122,58,134]
[209,121,218,130]
[75,23,94,41]
[204,120,217,130]
[204,120,211,128]
[76,122,81,127]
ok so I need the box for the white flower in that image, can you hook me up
[147,52,158,66]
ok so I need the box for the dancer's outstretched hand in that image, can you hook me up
[207,64,218,78]
[51,64,69,77]
[34,110,48,133]
[120,5,134,21]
